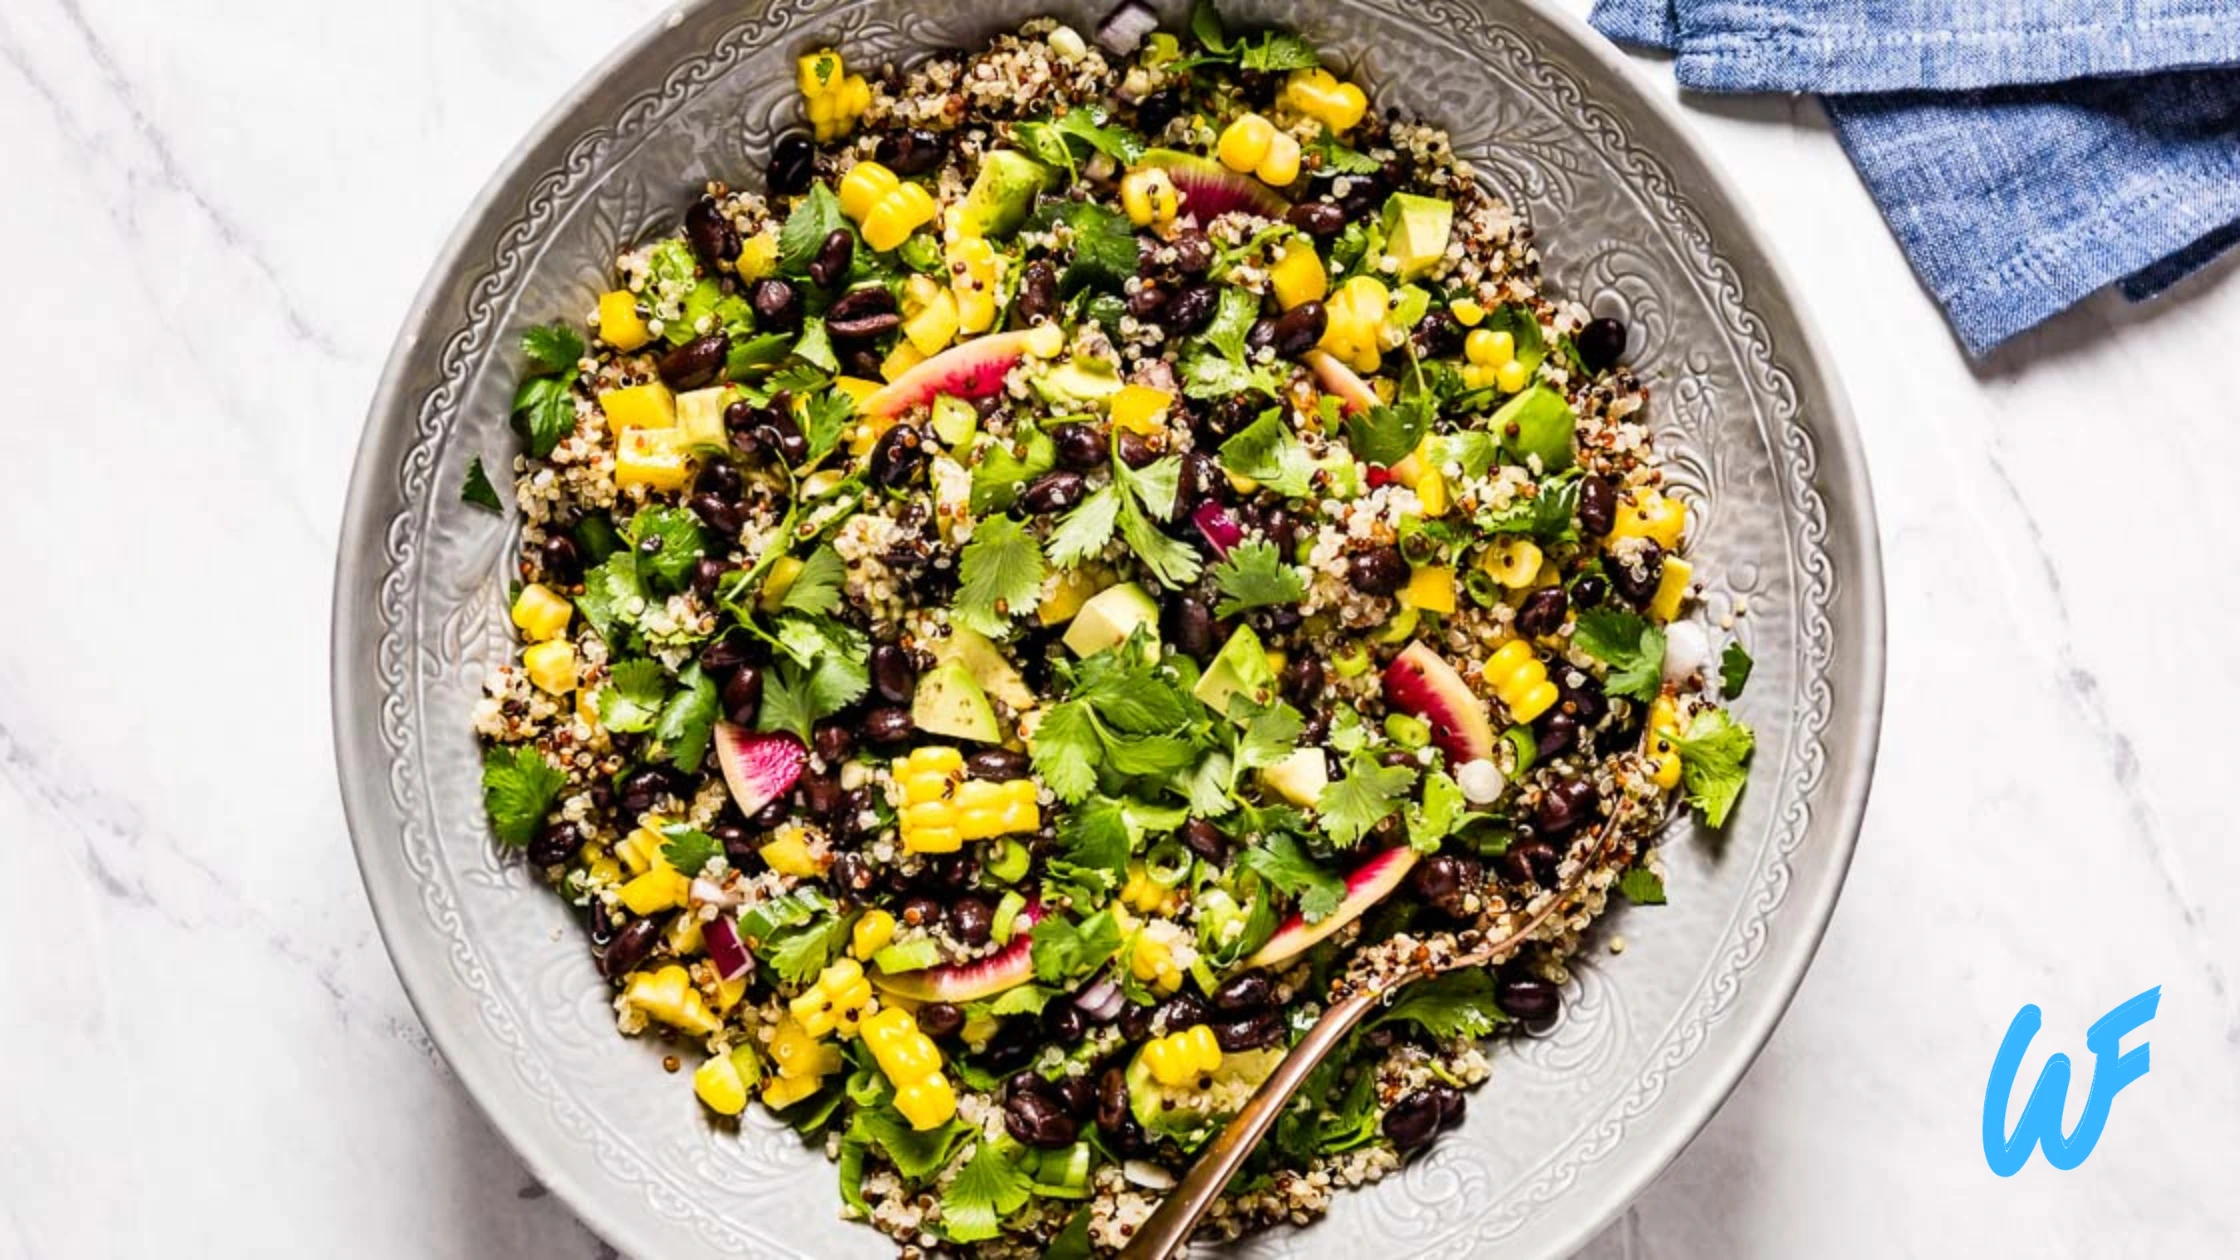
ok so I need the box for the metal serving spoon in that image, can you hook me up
[1117,798,1634,1260]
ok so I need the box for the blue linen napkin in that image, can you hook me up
[1590,0,2240,355]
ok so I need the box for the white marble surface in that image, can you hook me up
[4,1,2238,1256]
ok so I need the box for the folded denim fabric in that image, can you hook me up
[1590,0,2240,355]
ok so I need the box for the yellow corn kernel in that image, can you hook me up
[1110,384,1174,435]
[798,50,844,98]
[1120,863,1169,914]
[510,583,573,642]
[863,184,938,253]
[693,1052,750,1116]
[862,1007,957,1128]
[1256,130,1301,187]
[1269,240,1328,310]
[1649,556,1693,623]
[599,381,676,435]
[790,958,873,1038]
[1482,639,1558,723]
[1647,694,1681,737]
[523,641,577,694]
[1119,167,1179,228]
[1495,357,1532,393]
[1611,490,1687,549]
[1142,1025,1223,1086]
[853,908,898,960]
[1399,565,1457,614]
[1282,69,1369,134]
[1648,735,1684,789]
[1451,298,1486,326]
[893,1077,958,1130]
[1460,362,1497,390]
[1480,538,1543,588]
[1217,112,1276,173]
[759,826,824,878]
[621,965,719,1037]
[616,427,692,491]
[1510,680,1559,723]
[618,866,690,916]
[598,290,650,352]
[768,1017,842,1079]
[1464,328,1514,366]
[838,161,901,221]
[1416,470,1450,518]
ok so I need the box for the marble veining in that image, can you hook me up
[2,0,2236,1257]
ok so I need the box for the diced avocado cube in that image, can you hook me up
[958,150,1050,240]
[1259,746,1330,808]
[928,627,1036,712]
[1489,385,1577,472]
[1191,624,1277,720]
[675,387,728,449]
[1062,582,1159,657]
[911,662,1003,743]
[929,394,979,450]
[1381,192,1453,279]
[1031,358,1125,409]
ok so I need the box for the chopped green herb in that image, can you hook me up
[1720,641,1754,698]
[658,823,723,877]
[595,659,669,733]
[1369,969,1506,1039]
[953,516,1047,636]
[1671,708,1755,827]
[1218,410,1317,497]
[1320,752,1417,846]
[1572,608,1666,703]
[778,184,847,276]
[522,322,585,375]
[480,745,566,848]
[1618,866,1667,905]
[939,1140,1034,1243]
[1238,832,1345,922]
[462,456,502,511]
[1208,540,1307,617]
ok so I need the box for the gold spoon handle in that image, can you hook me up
[1117,986,1384,1260]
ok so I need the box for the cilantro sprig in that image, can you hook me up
[1572,607,1666,703]
[1208,540,1307,618]
[480,745,566,847]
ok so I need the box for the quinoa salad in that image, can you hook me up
[469,6,1758,1254]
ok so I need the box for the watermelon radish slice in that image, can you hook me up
[1384,642,1496,765]
[1138,149,1290,220]
[713,722,806,818]
[1245,846,1420,969]
[1306,350,1378,416]
[872,900,1045,1002]
[861,330,1037,419]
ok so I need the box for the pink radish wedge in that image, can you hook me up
[1138,149,1291,220]
[1244,846,1420,969]
[871,900,1045,1002]
[861,329,1037,419]
[1384,642,1496,765]
[713,722,807,818]
[1192,501,1245,558]
[1306,350,1378,415]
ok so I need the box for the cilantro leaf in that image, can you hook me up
[1029,909,1124,985]
[1115,454,1183,521]
[1720,642,1754,698]
[1037,200,1140,296]
[1209,540,1307,618]
[1044,1208,1094,1260]
[953,517,1046,636]
[1671,708,1755,827]
[765,912,850,986]
[512,375,578,459]
[1240,31,1320,71]
[651,663,720,770]
[1320,753,1416,846]
[1218,410,1318,498]
[939,1141,1034,1243]
[1405,769,1464,852]
[778,545,846,616]
[800,388,855,465]
[1117,494,1203,588]
[1572,608,1666,703]
[1475,476,1581,543]
[971,428,1057,514]
[1182,351,1279,401]
[522,322,585,375]
[480,745,566,848]
[1307,126,1382,175]
[595,659,669,733]
[1369,969,1506,1039]
[573,552,647,649]
[1238,832,1345,922]
[1045,483,1121,567]
[1234,699,1304,771]
[791,316,840,373]
[625,506,707,592]
[778,183,847,277]
[1188,0,1230,52]
[1046,797,1132,898]
[1203,287,1262,363]
[1028,701,1102,802]
[1618,866,1667,905]
[726,331,793,380]
[857,1106,972,1182]
[739,886,830,940]
[755,666,815,742]
[1018,108,1146,176]
[658,822,722,877]
[1344,396,1432,468]
[462,457,502,512]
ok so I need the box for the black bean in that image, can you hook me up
[900,897,944,929]
[800,770,842,819]
[1212,1011,1284,1052]
[874,128,947,176]
[1576,476,1618,537]
[1383,1090,1444,1152]
[1167,595,1217,661]
[1163,284,1218,334]
[1170,228,1215,275]
[1134,87,1182,135]
[688,492,741,538]
[766,132,816,198]
[870,643,917,705]
[1271,301,1328,358]
[1097,1065,1132,1131]
[842,345,883,380]
[1413,310,1464,358]
[1560,673,1608,727]
[1246,317,1279,357]
[1055,1072,1098,1120]
[712,821,755,864]
[1285,200,1345,237]
[740,406,808,468]
[1281,655,1326,706]
[964,748,1031,780]
[618,768,673,815]
[1411,855,1477,918]
[695,458,743,501]
[863,706,915,744]
[657,334,729,390]
[917,1001,965,1039]
[1431,1084,1467,1129]
[824,852,870,897]
[1155,992,1207,1036]
[1534,709,1579,759]
[1021,470,1088,514]
[600,918,660,980]
[1209,972,1273,1013]
[1116,1000,1156,1043]
[825,287,900,339]
[1175,449,1226,515]
[528,819,581,868]
[684,196,741,271]
[1515,587,1568,638]
[699,635,749,673]
[1050,422,1105,471]
[1498,975,1561,1022]
[812,721,854,764]
[982,1020,1041,1073]
[1608,541,1665,608]
[1576,316,1628,374]
[1043,1001,1087,1044]
[1115,429,1157,469]
[1004,1088,1080,1149]
[689,556,726,596]
[1534,777,1598,835]
[751,796,791,829]
[1500,839,1562,887]
[808,228,854,287]
[722,666,763,726]
[1179,817,1226,862]
[927,852,982,893]
[749,278,801,333]
[1014,259,1059,327]
[1571,574,1608,610]
[950,896,995,947]
[538,534,581,584]
[1260,505,1305,554]
[1125,281,1168,321]
[1348,545,1409,596]
[581,899,623,947]
[870,423,931,489]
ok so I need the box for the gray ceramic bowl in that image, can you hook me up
[332,1,1885,1255]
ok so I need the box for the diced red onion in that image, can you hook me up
[704,915,753,983]
[1096,1,1159,55]
[1192,502,1245,558]
[1074,976,1124,1022]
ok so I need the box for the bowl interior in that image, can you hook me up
[334,1,1882,1256]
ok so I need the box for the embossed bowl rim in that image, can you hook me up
[332,1,1884,1255]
